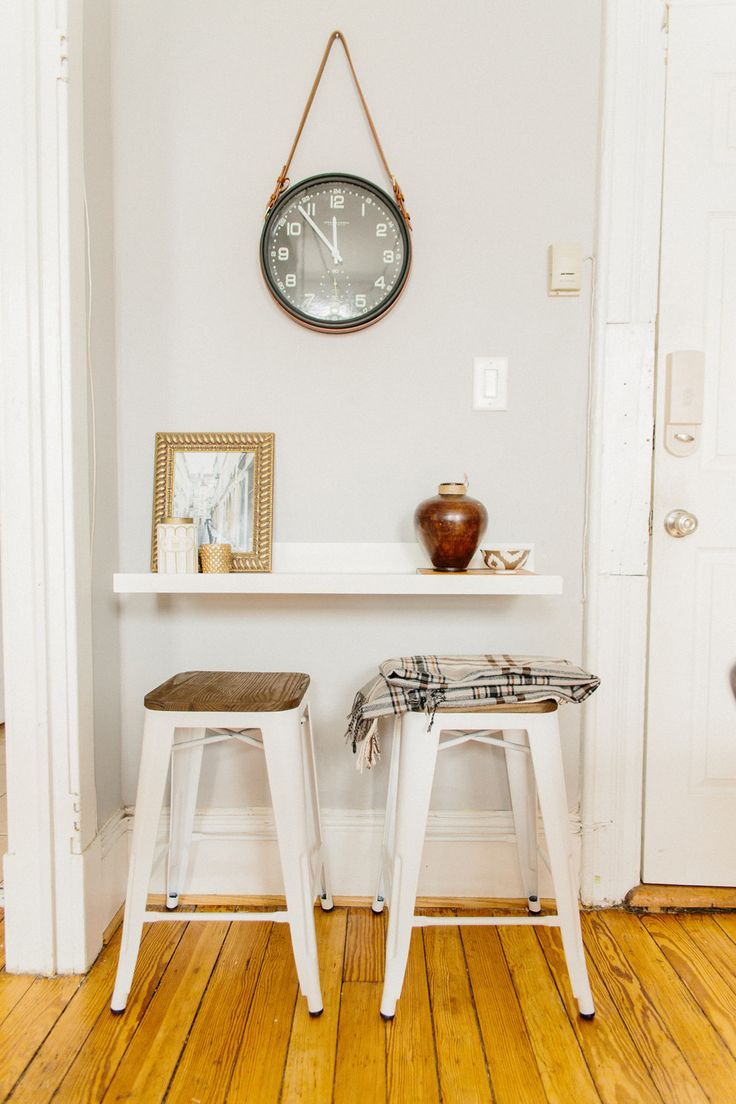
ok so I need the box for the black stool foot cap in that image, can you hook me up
[580,1012,595,1020]
[380,1011,395,1021]
[371,906,384,915]
[309,1008,324,1018]
[110,1007,125,1016]
[320,904,335,913]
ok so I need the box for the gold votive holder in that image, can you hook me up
[199,543,232,573]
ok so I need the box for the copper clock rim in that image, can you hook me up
[260,171,412,333]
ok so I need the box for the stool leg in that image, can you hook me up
[301,704,333,911]
[111,711,174,1012]
[381,712,440,1020]
[166,728,205,909]
[373,715,401,913]
[528,716,595,1018]
[503,729,540,913]
[262,714,323,1015]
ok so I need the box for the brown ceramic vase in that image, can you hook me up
[414,482,488,572]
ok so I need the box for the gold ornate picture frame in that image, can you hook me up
[151,432,274,572]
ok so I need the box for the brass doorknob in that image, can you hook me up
[664,509,698,538]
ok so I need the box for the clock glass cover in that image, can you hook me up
[260,172,411,332]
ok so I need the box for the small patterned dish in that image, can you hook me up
[481,548,530,572]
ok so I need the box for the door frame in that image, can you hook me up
[581,0,669,905]
[0,0,105,971]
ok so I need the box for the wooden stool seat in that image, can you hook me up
[144,671,310,713]
[436,699,557,715]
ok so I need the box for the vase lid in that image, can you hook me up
[438,482,466,496]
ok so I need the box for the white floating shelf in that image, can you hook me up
[114,543,562,597]
[113,571,562,596]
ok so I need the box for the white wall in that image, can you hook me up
[110,0,601,872]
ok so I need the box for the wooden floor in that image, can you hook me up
[0,900,735,1102]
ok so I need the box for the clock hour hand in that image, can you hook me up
[332,216,340,260]
[298,205,343,264]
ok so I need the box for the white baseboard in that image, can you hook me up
[112,805,582,900]
[95,807,131,935]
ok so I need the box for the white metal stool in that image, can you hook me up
[111,671,332,1016]
[373,700,595,1021]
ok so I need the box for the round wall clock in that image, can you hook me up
[260,172,412,333]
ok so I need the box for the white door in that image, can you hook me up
[644,2,736,885]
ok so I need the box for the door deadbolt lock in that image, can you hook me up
[664,509,698,538]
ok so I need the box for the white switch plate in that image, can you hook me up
[473,357,508,410]
[548,242,582,295]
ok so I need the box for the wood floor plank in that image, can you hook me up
[677,914,736,998]
[461,923,546,1104]
[100,919,229,1103]
[602,910,736,1101]
[386,930,440,1104]
[582,912,707,1104]
[499,926,600,1104]
[0,975,35,1032]
[333,981,386,1103]
[0,975,81,1101]
[8,929,126,1104]
[225,923,299,1104]
[714,911,736,948]
[536,925,662,1104]
[643,914,736,1057]
[423,918,493,1103]
[0,921,5,971]
[343,906,387,981]
[282,907,348,1104]
[6,904,736,1104]
[165,920,271,1104]
[52,919,190,1104]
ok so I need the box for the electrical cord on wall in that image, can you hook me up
[581,254,597,606]
[83,176,97,555]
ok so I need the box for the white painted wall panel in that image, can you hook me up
[109,1,601,830]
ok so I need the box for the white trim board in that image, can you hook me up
[0,0,103,972]
[119,806,582,901]
[580,0,667,905]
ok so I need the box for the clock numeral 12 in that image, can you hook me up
[330,194,345,209]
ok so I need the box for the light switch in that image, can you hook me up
[473,357,508,410]
[548,242,582,295]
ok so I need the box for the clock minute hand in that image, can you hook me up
[298,205,343,264]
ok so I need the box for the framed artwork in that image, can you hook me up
[151,432,274,572]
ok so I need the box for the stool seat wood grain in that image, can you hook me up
[144,671,310,713]
[436,699,557,715]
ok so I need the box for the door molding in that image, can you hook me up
[0,0,103,971]
[580,0,667,905]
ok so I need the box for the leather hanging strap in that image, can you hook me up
[265,30,411,227]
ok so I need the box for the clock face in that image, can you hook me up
[260,173,411,332]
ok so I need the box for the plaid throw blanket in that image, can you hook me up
[346,655,600,770]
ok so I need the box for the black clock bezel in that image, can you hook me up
[260,172,412,333]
